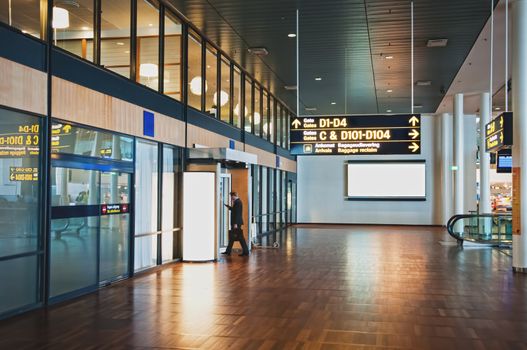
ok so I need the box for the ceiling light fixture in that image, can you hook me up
[213,90,229,107]
[284,85,297,90]
[248,47,269,56]
[385,55,394,59]
[495,107,501,111]
[415,80,432,86]
[116,42,124,46]
[288,33,296,38]
[427,38,448,47]
[139,63,158,78]
[52,7,70,29]
[331,102,336,105]
[315,77,322,81]
[413,104,423,109]
[387,109,392,113]
[387,89,393,93]
[305,107,317,111]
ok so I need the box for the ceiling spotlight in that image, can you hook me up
[116,42,124,46]
[415,80,432,86]
[387,89,393,93]
[284,85,297,90]
[427,38,448,47]
[315,77,322,81]
[387,109,392,113]
[413,104,423,109]
[248,47,269,56]
[385,55,394,59]
[495,107,501,111]
[331,102,336,105]
[288,33,296,38]
[305,107,317,111]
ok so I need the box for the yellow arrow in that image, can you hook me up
[409,129,420,139]
[9,173,15,181]
[500,133,504,143]
[62,124,72,133]
[409,116,420,126]
[292,119,302,129]
[409,142,420,153]
[500,117,504,128]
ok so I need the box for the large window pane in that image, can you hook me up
[232,67,242,128]
[164,12,182,100]
[101,0,131,78]
[219,57,231,123]
[135,140,158,271]
[254,85,262,137]
[205,45,218,117]
[53,1,95,62]
[188,32,203,110]
[162,145,182,262]
[269,96,276,144]
[137,0,159,90]
[276,103,283,147]
[0,0,43,39]
[51,122,133,161]
[0,256,38,314]
[263,91,269,140]
[244,77,253,133]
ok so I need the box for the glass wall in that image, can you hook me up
[188,31,203,111]
[53,0,95,62]
[164,12,182,100]
[137,0,160,90]
[254,85,262,137]
[232,66,242,128]
[219,57,231,123]
[244,77,253,133]
[0,108,41,315]
[101,0,131,78]
[263,91,270,140]
[269,97,276,144]
[134,140,158,271]
[161,145,182,262]
[205,45,218,117]
[0,0,43,39]
[276,103,283,147]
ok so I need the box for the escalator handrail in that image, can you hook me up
[447,213,512,243]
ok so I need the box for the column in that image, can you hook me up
[512,0,527,271]
[479,92,492,214]
[441,113,453,223]
[453,93,465,214]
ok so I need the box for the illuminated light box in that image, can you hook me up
[346,160,426,201]
[183,172,216,261]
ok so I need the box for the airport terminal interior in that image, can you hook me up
[1,0,527,348]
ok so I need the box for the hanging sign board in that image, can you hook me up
[290,114,421,155]
[0,123,40,157]
[485,112,512,152]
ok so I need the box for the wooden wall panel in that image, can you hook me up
[0,57,47,115]
[52,77,185,147]
[244,144,276,169]
[186,123,243,151]
[280,157,297,173]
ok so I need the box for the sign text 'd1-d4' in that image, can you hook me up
[290,114,421,155]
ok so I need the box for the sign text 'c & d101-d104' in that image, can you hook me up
[289,114,421,155]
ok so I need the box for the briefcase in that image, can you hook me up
[230,228,243,240]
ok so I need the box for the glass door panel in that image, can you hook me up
[99,172,131,283]
[219,174,231,249]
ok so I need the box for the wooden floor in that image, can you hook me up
[1,225,527,349]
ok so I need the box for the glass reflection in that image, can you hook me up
[188,32,203,110]
[101,0,131,78]
[164,12,182,100]
[205,46,218,117]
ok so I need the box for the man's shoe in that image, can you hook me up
[221,251,230,255]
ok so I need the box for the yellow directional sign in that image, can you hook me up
[409,129,419,139]
[292,119,302,129]
[485,112,512,152]
[409,116,420,126]
[9,167,38,181]
[409,142,420,153]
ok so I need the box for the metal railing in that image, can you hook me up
[447,213,512,246]
[252,211,289,238]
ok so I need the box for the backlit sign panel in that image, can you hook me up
[290,114,421,155]
[485,112,512,152]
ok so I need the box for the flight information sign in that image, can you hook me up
[290,114,421,155]
[485,112,512,152]
[0,123,40,158]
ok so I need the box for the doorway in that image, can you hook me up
[49,164,132,300]
[218,173,231,250]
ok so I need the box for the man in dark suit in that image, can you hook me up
[222,191,249,256]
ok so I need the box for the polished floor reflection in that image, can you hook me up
[1,225,527,349]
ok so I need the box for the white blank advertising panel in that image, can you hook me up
[347,162,426,199]
[183,172,216,261]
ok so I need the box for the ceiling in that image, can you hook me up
[167,0,495,116]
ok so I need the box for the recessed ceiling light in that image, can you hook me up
[116,42,124,46]
[385,55,394,59]
[415,80,432,86]
[81,26,90,30]
[427,38,448,47]
[248,47,269,56]
[387,109,392,113]
[387,89,393,93]
[207,65,211,69]
[413,104,423,109]
[124,50,130,54]
[331,102,336,105]
[305,107,317,111]
[315,77,322,81]
[288,33,296,38]
[148,23,153,27]
[284,85,297,90]
[495,107,501,110]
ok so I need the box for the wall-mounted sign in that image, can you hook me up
[101,203,129,215]
[100,148,112,158]
[290,114,421,155]
[0,123,40,157]
[9,167,38,181]
[485,112,512,152]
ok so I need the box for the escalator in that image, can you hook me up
[447,213,513,246]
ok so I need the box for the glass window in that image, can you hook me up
[101,0,131,78]
[232,66,242,128]
[164,11,182,100]
[0,0,43,39]
[244,78,253,133]
[188,32,203,111]
[261,167,268,233]
[51,122,133,161]
[269,96,276,144]
[134,139,158,271]
[276,103,282,146]
[262,91,269,140]
[53,1,95,62]
[137,0,160,90]
[162,145,182,262]
[254,85,262,137]
[219,57,231,123]
[205,45,218,117]
[0,256,38,314]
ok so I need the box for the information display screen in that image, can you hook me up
[485,112,512,152]
[497,149,512,174]
[290,114,421,155]
[346,161,426,200]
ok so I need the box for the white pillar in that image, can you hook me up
[453,93,465,214]
[441,113,453,223]
[512,0,527,271]
[479,92,492,214]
